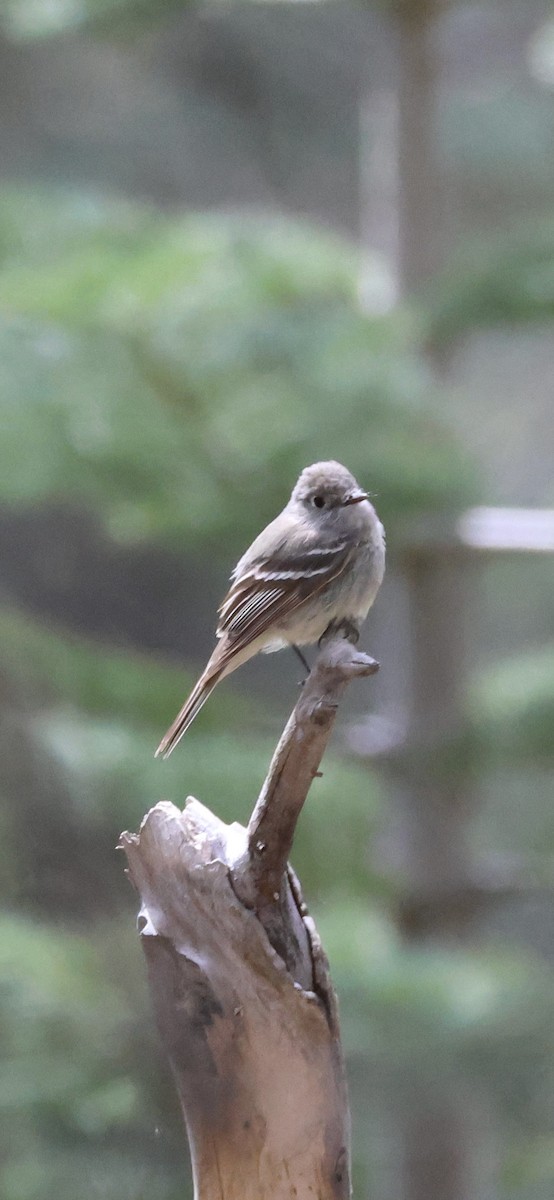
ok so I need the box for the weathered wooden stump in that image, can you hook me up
[121,636,378,1200]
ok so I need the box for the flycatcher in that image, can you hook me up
[156,461,385,758]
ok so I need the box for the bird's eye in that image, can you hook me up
[313,495,325,509]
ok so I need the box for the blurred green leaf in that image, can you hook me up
[471,644,554,765]
[0,913,188,1200]
[425,220,554,348]
[0,189,476,546]
[320,898,554,1121]
[0,605,382,896]
[503,1135,554,1192]
[0,606,244,730]
[0,0,184,40]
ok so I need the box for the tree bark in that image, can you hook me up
[120,636,378,1200]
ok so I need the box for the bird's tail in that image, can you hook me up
[154,663,223,759]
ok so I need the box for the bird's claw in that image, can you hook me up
[318,619,360,648]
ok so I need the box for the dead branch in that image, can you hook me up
[120,635,378,1200]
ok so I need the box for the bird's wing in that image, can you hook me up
[216,538,353,654]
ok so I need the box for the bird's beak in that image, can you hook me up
[343,491,369,506]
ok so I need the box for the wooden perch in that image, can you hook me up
[120,636,379,1200]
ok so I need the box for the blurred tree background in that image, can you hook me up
[0,1,553,1198]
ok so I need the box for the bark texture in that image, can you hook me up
[121,636,378,1200]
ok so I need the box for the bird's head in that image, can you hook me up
[290,461,370,524]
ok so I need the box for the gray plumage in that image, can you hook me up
[155,461,385,758]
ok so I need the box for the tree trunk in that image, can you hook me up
[121,636,379,1200]
[392,540,477,1200]
[396,0,444,292]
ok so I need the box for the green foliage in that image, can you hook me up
[425,220,554,347]
[320,900,554,1197]
[321,900,554,1067]
[0,189,475,545]
[472,644,554,766]
[0,0,184,40]
[0,605,382,896]
[0,166,547,1200]
[0,913,188,1200]
[0,607,247,732]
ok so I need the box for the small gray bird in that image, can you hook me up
[155,461,385,758]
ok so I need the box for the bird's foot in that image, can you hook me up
[318,618,360,648]
[292,643,311,678]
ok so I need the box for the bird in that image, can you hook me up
[155,461,385,758]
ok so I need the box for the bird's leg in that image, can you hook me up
[291,644,311,676]
[319,618,360,647]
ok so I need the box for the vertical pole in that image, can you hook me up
[396,0,443,293]
[359,6,477,1195]
[400,548,474,893]
[392,544,478,1200]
